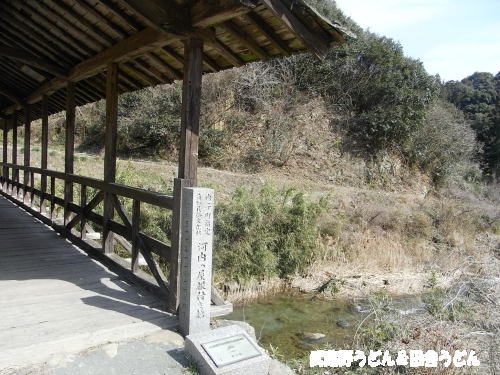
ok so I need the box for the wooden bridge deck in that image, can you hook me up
[0,196,177,370]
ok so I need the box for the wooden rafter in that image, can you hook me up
[18,2,95,58]
[6,2,89,62]
[221,20,270,61]
[116,0,190,34]
[197,29,244,67]
[4,27,176,112]
[0,0,348,117]
[243,12,291,55]
[262,0,331,59]
[0,44,66,77]
[118,0,247,68]
[76,0,182,82]
[191,0,257,28]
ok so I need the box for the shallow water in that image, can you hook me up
[222,292,424,359]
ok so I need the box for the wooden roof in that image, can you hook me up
[0,0,349,126]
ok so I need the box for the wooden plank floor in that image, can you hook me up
[0,196,178,370]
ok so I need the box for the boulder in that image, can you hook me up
[336,320,350,328]
[298,332,326,343]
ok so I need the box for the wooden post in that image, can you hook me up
[50,176,56,221]
[169,177,190,311]
[178,37,203,186]
[172,37,203,310]
[131,199,140,272]
[30,170,35,207]
[2,119,7,191]
[80,185,87,239]
[103,63,119,254]
[64,82,75,225]
[40,95,49,213]
[11,112,17,195]
[23,105,31,204]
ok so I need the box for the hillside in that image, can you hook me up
[9,0,498,297]
[1,1,499,373]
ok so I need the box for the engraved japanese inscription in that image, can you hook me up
[201,334,262,368]
[179,187,214,335]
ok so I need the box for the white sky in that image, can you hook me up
[334,0,500,81]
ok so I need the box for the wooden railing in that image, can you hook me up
[0,161,184,311]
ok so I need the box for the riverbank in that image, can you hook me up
[221,230,499,304]
[8,144,500,307]
[222,255,500,374]
[221,269,455,304]
[222,292,428,360]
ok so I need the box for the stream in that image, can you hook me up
[222,292,426,359]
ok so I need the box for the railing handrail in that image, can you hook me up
[0,162,173,209]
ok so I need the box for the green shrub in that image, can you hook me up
[286,31,439,153]
[357,291,401,350]
[444,72,500,178]
[316,275,345,295]
[199,128,228,166]
[404,100,481,185]
[423,286,473,322]
[214,185,327,282]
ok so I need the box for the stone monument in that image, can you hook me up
[179,187,270,375]
[179,187,214,336]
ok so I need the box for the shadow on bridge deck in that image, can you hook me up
[0,196,178,371]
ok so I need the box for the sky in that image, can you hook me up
[334,0,500,81]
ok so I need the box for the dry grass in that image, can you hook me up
[381,263,500,374]
[3,142,499,300]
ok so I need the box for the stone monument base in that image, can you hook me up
[185,325,270,375]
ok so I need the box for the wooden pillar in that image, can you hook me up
[169,177,189,310]
[2,119,7,191]
[40,95,49,213]
[170,38,203,310]
[23,105,31,204]
[103,63,119,254]
[64,82,75,225]
[11,112,17,195]
[178,37,203,186]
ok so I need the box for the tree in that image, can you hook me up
[444,72,500,179]
[285,30,440,153]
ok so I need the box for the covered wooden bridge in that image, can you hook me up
[0,0,347,369]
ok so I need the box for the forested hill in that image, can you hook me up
[444,72,500,179]
[40,0,499,186]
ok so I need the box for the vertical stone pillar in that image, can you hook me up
[179,187,214,336]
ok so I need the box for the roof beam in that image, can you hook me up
[116,0,190,34]
[196,29,244,67]
[262,0,330,59]
[243,12,291,55]
[3,27,178,113]
[0,44,66,77]
[104,1,246,68]
[191,0,258,28]
[120,0,257,41]
[221,20,270,61]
